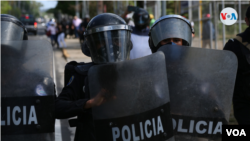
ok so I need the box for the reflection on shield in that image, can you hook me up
[158,45,237,141]
[88,52,175,141]
[1,40,55,141]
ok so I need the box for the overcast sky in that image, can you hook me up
[37,0,58,11]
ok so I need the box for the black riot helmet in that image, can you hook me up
[1,14,28,40]
[133,8,150,30]
[84,13,132,64]
[149,15,194,53]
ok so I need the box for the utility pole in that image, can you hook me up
[75,1,79,17]
[199,1,202,47]
[18,1,21,9]
[82,1,85,18]
[214,1,218,49]
[238,0,241,33]
[97,1,103,14]
[222,0,225,46]
[113,1,116,14]
[209,2,213,49]
[8,0,12,14]
[116,0,120,15]
[234,1,237,35]
[161,1,166,16]
[144,0,147,10]
[86,1,89,16]
[188,1,192,21]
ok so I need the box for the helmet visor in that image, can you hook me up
[150,18,192,47]
[134,14,149,26]
[86,30,131,64]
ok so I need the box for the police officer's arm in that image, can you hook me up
[223,39,241,57]
[223,39,235,51]
[84,89,109,109]
[55,74,108,119]
[55,74,89,119]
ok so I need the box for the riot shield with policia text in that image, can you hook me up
[1,40,55,141]
[157,45,238,141]
[88,52,175,141]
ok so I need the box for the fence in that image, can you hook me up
[185,1,249,49]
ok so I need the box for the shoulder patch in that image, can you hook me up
[67,76,74,86]
[229,38,234,42]
[36,84,47,96]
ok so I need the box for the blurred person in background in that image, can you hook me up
[46,18,54,28]
[60,18,69,38]
[68,16,75,38]
[47,22,57,47]
[122,7,151,59]
[202,14,215,49]
[149,14,155,28]
[57,24,67,48]
[72,16,82,38]
[191,21,195,38]
[125,12,135,26]
[79,15,90,44]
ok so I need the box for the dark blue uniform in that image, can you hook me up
[55,63,96,141]
[223,27,250,124]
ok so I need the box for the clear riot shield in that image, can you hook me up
[157,45,238,141]
[88,52,175,141]
[1,40,55,141]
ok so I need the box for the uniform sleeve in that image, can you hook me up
[223,39,237,53]
[55,73,89,119]
[223,39,244,62]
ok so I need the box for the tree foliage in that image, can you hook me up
[51,1,130,19]
[1,1,12,14]
[1,1,43,18]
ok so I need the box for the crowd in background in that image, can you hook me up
[45,15,90,48]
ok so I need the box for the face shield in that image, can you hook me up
[85,25,132,64]
[1,14,27,41]
[150,15,194,47]
[134,14,149,25]
[133,9,150,30]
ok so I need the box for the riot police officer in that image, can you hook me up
[148,15,194,52]
[148,15,237,141]
[55,13,132,141]
[1,14,55,141]
[129,8,151,59]
[223,6,250,125]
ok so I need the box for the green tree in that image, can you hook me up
[55,1,75,16]
[1,1,43,18]
[1,1,12,14]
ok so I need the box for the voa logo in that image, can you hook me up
[226,129,246,136]
[220,7,238,25]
